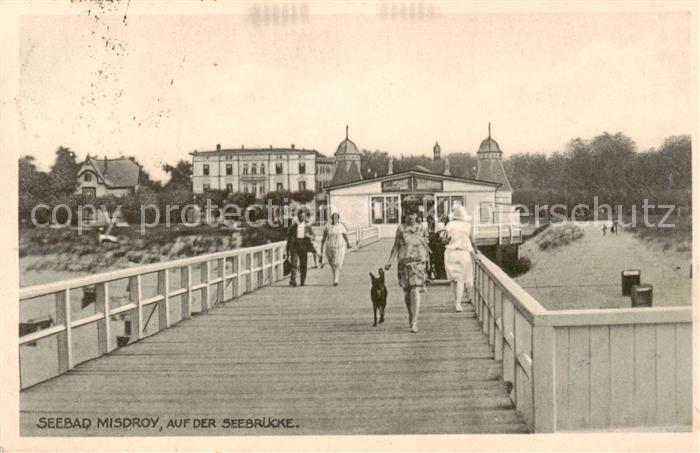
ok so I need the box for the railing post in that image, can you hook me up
[95,282,110,355]
[494,289,504,361]
[488,284,496,348]
[276,246,284,282]
[157,270,170,330]
[128,275,143,339]
[55,289,72,372]
[235,254,243,297]
[266,250,273,286]
[181,265,192,320]
[217,258,225,304]
[475,265,482,320]
[532,324,556,432]
[482,279,490,333]
[201,261,210,312]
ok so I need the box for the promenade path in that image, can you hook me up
[20,240,527,435]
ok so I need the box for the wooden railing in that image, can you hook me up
[473,253,692,432]
[19,241,287,389]
[473,223,523,246]
[346,225,380,249]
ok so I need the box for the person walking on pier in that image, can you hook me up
[286,209,314,287]
[443,206,478,312]
[321,210,351,286]
[385,209,431,333]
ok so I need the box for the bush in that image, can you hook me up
[291,189,315,203]
[536,224,585,251]
[504,256,532,277]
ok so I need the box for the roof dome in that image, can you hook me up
[335,138,361,156]
[335,125,361,156]
[478,137,501,153]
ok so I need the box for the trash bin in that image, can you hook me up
[116,336,130,348]
[631,284,653,307]
[621,269,641,296]
[81,286,96,309]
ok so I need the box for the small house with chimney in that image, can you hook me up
[75,155,141,226]
[75,155,141,198]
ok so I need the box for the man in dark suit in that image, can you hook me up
[286,209,314,287]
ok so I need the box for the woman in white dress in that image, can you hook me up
[443,205,479,312]
[321,211,351,286]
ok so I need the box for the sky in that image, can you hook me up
[15,3,695,182]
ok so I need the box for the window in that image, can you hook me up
[242,164,248,175]
[252,163,257,175]
[226,183,233,192]
[372,198,385,224]
[203,183,211,191]
[480,202,494,223]
[258,185,265,195]
[299,181,306,191]
[203,164,210,176]
[260,164,265,174]
[243,185,248,193]
[276,163,283,174]
[84,173,92,182]
[437,196,465,220]
[276,182,283,191]
[226,164,232,176]
[82,187,96,198]
[371,196,399,224]
[299,162,306,174]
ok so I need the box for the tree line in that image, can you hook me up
[18,148,316,226]
[360,132,692,212]
[19,132,691,226]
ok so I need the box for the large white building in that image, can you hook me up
[326,127,520,244]
[191,144,317,195]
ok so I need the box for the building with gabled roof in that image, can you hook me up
[75,155,141,198]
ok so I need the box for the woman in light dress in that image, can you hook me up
[443,205,479,312]
[385,210,431,333]
[321,211,351,286]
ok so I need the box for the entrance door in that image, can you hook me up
[400,194,435,222]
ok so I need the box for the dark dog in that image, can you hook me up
[369,268,388,327]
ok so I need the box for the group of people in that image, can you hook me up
[385,206,477,333]
[285,209,351,287]
[285,205,479,334]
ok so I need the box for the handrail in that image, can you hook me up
[475,253,548,324]
[473,251,693,433]
[19,240,288,389]
[20,241,286,300]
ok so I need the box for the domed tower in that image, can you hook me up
[329,125,363,186]
[433,141,441,161]
[476,123,512,203]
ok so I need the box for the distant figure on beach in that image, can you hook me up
[602,224,608,236]
[612,220,619,235]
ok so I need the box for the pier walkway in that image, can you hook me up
[20,239,528,435]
